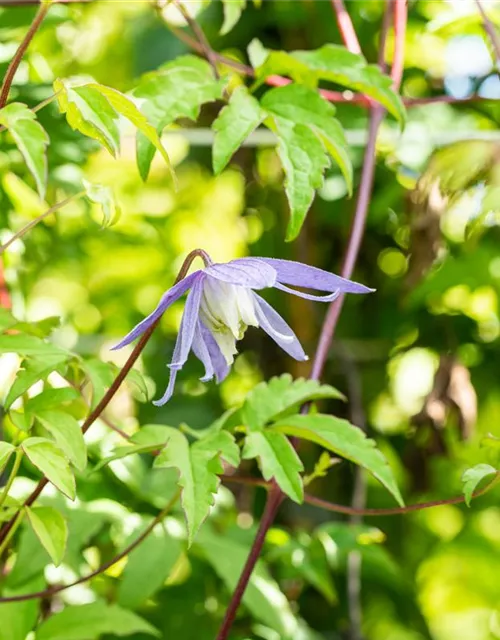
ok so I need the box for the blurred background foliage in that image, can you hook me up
[2,1,500,639]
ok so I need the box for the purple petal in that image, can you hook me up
[168,274,205,369]
[152,368,178,406]
[200,322,230,383]
[153,275,205,406]
[253,293,308,362]
[259,258,374,294]
[204,258,276,289]
[191,322,215,382]
[112,271,204,351]
[274,282,341,302]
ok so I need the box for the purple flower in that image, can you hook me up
[113,254,373,406]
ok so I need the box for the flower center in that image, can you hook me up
[200,278,259,365]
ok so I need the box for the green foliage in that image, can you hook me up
[21,438,75,500]
[242,374,344,430]
[34,602,159,640]
[220,0,246,35]
[26,506,68,567]
[0,442,15,474]
[134,55,225,180]
[0,103,49,197]
[243,429,304,501]
[117,521,182,608]
[54,79,173,180]
[83,179,121,228]
[212,86,266,174]
[272,414,404,505]
[461,464,497,506]
[36,410,87,471]
[154,427,240,543]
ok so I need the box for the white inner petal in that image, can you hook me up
[200,278,259,365]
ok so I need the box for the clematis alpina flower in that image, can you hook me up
[113,253,373,406]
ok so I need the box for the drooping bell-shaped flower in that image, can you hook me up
[113,253,373,406]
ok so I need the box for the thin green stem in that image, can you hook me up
[0,450,23,510]
[0,490,180,603]
[0,191,86,254]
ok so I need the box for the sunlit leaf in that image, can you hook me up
[21,437,76,500]
[26,506,68,566]
[0,103,49,197]
[35,602,160,640]
[0,334,68,358]
[293,45,405,123]
[242,429,304,502]
[54,78,121,155]
[461,463,497,506]
[83,179,121,228]
[220,0,246,34]
[89,83,174,181]
[4,355,68,410]
[36,410,87,471]
[154,427,239,543]
[272,414,404,505]
[254,51,317,89]
[134,55,225,180]
[24,388,80,415]
[212,86,266,174]
[242,373,344,431]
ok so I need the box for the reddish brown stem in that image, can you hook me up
[391,0,407,88]
[0,2,50,108]
[221,474,500,516]
[330,0,362,55]
[216,485,284,640]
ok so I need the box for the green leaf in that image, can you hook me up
[0,442,15,474]
[263,83,352,187]
[293,45,405,123]
[212,86,266,174]
[0,103,49,197]
[196,528,297,637]
[154,427,239,543]
[134,56,225,180]
[254,51,317,89]
[80,359,149,408]
[4,355,68,410]
[13,316,61,338]
[0,308,17,332]
[54,78,121,155]
[26,506,68,566]
[260,84,353,240]
[83,179,121,227]
[36,410,87,471]
[0,334,68,358]
[35,602,160,640]
[94,425,170,471]
[272,414,404,506]
[273,118,330,241]
[461,463,497,506]
[0,576,45,640]
[21,437,76,500]
[242,374,344,431]
[242,430,304,502]
[220,0,246,34]
[117,520,182,608]
[24,387,80,415]
[89,83,174,181]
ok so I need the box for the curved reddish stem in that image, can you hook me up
[391,0,407,89]
[330,0,362,55]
